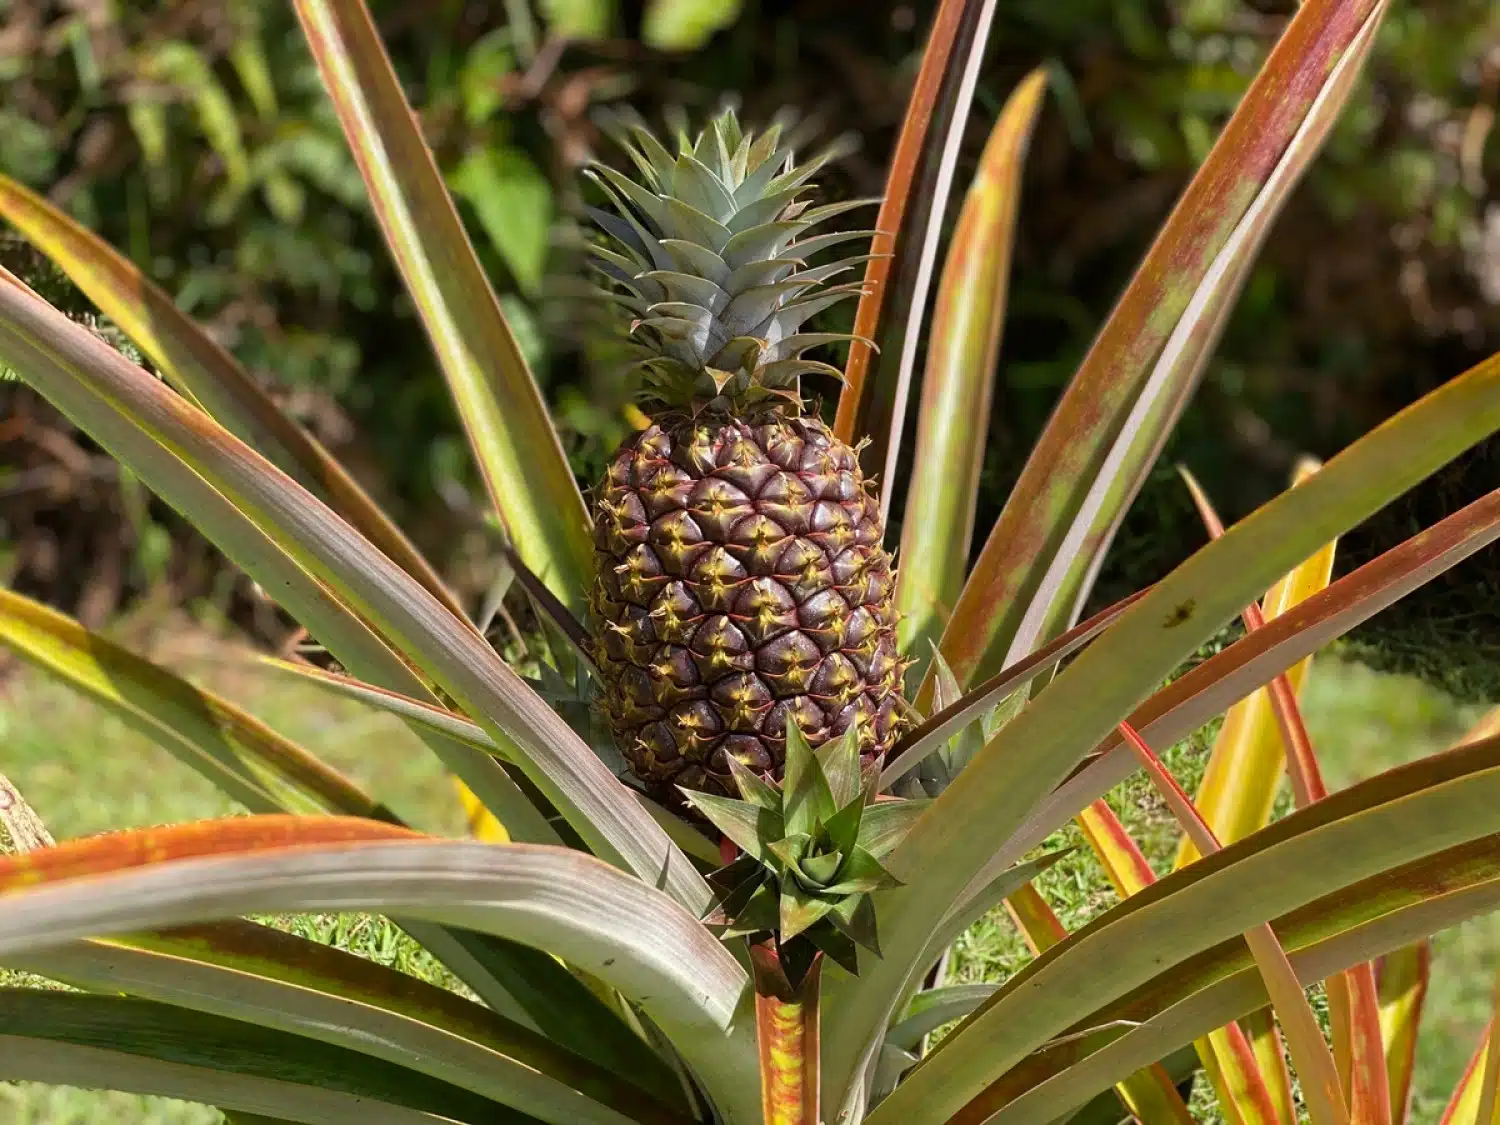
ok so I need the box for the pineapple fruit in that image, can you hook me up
[586,110,905,799]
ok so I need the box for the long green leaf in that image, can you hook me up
[292,0,593,617]
[0,271,710,917]
[0,264,553,858]
[894,69,1047,660]
[946,485,1500,952]
[821,349,1500,1105]
[862,0,1008,514]
[873,732,1500,1125]
[251,656,722,867]
[881,589,1146,789]
[912,849,1075,980]
[0,989,508,1124]
[1002,881,1195,1125]
[932,0,1386,692]
[0,304,601,1064]
[395,919,691,1083]
[260,655,500,745]
[0,586,392,821]
[1181,466,1389,1125]
[0,186,567,870]
[965,832,1500,1124]
[1020,0,1386,662]
[250,655,568,848]
[1074,779,1284,1125]
[885,984,997,1052]
[0,174,463,621]
[1063,1048,1203,1125]
[1176,460,1337,861]
[10,922,687,1125]
[0,267,603,1026]
[0,274,414,695]
[0,815,758,1124]
[1113,719,1347,1125]
[834,0,969,444]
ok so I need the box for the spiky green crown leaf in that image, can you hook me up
[682,724,929,974]
[892,647,1029,799]
[585,108,874,416]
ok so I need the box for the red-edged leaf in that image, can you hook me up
[931,0,1387,693]
[834,0,969,444]
[937,831,1500,1125]
[1076,799,1284,1125]
[1181,466,1388,1125]
[1439,1020,1494,1125]
[1476,969,1500,1125]
[1376,943,1430,1125]
[881,588,1149,789]
[0,175,463,621]
[1237,1009,1296,1125]
[292,0,594,616]
[895,69,1048,658]
[0,817,421,892]
[1004,882,1194,1124]
[1114,721,1348,1125]
[948,483,1500,928]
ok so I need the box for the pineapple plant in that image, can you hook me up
[8,2,1500,1125]
[585,113,905,798]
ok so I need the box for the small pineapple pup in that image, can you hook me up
[585,110,905,799]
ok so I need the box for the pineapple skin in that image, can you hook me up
[591,412,904,797]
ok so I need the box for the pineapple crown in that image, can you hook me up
[584,108,874,416]
[683,723,929,976]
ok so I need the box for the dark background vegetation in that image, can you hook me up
[2,0,1498,692]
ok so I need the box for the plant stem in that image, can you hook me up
[752,941,823,1125]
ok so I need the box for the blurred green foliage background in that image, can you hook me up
[1,0,1498,687]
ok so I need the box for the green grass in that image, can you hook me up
[0,618,1493,1124]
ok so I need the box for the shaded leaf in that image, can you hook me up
[0,989,504,1123]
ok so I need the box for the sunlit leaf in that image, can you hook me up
[953,831,1500,1124]
[293,0,594,616]
[0,274,708,914]
[0,586,389,821]
[895,69,1047,664]
[0,174,461,620]
[1179,461,1386,1125]
[931,0,1389,694]
[11,921,687,1125]
[0,816,759,1119]
[877,729,1500,1124]
[824,343,1500,1107]
[1075,796,1285,1125]
[1111,721,1346,1125]
[1002,881,1193,1124]
[834,0,968,443]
